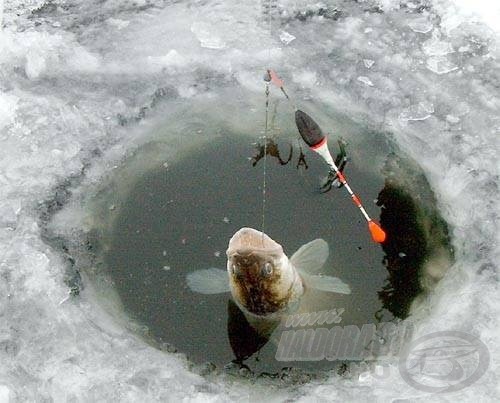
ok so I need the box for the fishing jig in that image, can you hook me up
[251,139,293,167]
[294,108,386,244]
[266,69,387,244]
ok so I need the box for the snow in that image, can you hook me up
[451,0,500,32]
[0,93,17,130]
[0,0,499,401]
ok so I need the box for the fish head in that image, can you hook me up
[226,228,298,317]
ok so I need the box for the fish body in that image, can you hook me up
[187,228,351,322]
[226,228,303,320]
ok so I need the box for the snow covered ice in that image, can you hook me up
[0,0,499,401]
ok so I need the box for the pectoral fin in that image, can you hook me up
[186,268,230,294]
[290,239,329,274]
[301,273,351,295]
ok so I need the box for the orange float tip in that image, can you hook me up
[368,221,386,243]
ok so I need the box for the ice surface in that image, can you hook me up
[363,59,375,69]
[357,76,374,87]
[423,31,454,56]
[148,49,189,70]
[191,22,226,49]
[408,16,433,34]
[399,101,435,122]
[0,93,17,130]
[0,0,499,401]
[279,30,296,45]
[106,18,130,30]
[426,55,459,74]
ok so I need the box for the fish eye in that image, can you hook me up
[261,262,273,277]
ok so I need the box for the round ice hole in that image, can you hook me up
[50,127,452,377]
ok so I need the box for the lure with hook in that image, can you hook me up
[265,70,386,243]
[295,109,386,244]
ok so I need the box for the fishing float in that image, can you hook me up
[295,109,386,244]
[265,69,386,243]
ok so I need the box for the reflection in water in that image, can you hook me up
[227,300,277,363]
[225,146,453,364]
[376,154,453,319]
[377,184,425,318]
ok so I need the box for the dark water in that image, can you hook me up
[85,130,451,375]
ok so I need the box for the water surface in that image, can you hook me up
[85,127,451,375]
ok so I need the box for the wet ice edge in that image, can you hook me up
[0,0,499,401]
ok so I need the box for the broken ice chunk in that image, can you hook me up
[107,18,130,30]
[423,35,454,56]
[408,17,433,34]
[0,200,21,229]
[292,70,318,88]
[191,22,226,49]
[0,93,18,130]
[357,76,374,87]
[148,50,187,68]
[25,50,46,80]
[426,56,458,74]
[363,59,375,68]
[0,385,13,402]
[359,371,372,383]
[399,101,434,122]
[279,31,296,45]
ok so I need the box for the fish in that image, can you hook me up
[186,227,351,322]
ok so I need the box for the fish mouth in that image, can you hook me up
[227,228,288,316]
[226,227,283,257]
[228,252,290,316]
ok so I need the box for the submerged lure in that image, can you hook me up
[186,227,350,320]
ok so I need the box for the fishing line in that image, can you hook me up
[265,70,387,243]
[260,0,275,244]
[261,82,270,244]
[262,75,384,243]
[295,110,387,243]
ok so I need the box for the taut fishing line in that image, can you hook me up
[259,1,385,244]
[261,82,270,244]
[260,0,275,244]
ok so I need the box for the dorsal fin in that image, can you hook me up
[290,239,329,274]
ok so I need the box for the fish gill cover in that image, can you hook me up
[0,0,498,401]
